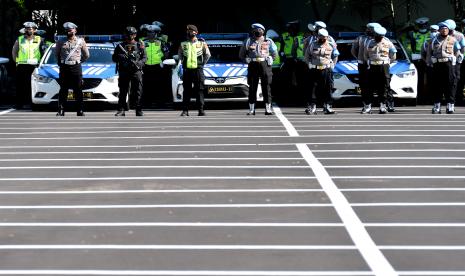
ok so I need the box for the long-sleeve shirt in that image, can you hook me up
[55,36,89,65]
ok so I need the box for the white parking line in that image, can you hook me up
[0,270,375,276]
[0,222,344,227]
[0,158,303,161]
[0,109,14,115]
[0,176,316,181]
[324,165,465,168]
[0,189,324,194]
[271,106,299,137]
[352,202,465,207]
[0,204,333,209]
[0,130,290,135]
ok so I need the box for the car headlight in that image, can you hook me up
[396,69,416,78]
[333,72,344,79]
[33,72,53,83]
[106,76,118,83]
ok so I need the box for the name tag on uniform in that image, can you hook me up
[26,58,38,65]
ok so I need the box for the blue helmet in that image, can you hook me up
[445,19,457,30]
[438,21,450,30]
[367,22,382,30]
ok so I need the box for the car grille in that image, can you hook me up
[346,74,360,84]
[82,78,102,90]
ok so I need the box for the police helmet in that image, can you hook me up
[415,17,430,25]
[140,24,149,31]
[266,29,279,39]
[367,22,382,29]
[63,22,77,30]
[251,23,265,31]
[318,29,329,37]
[146,24,161,33]
[152,21,164,28]
[19,28,25,34]
[125,26,137,35]
[36,30,46,36]
[308,23,316,32]
[23,21,38,29]
[445,19,457,30]
[373,26,387,36]
[438,21,450,30]
[314,21,327,29]
[430,25,439,32]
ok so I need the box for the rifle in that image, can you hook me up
[117,43,141,71]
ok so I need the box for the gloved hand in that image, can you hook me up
[159,61,164,68]
[266,56,273,66]
[245,57,251,64]
[458,53,464,64]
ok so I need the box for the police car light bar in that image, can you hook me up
[54,35,125,42]
[335,32,395,39]
[198,33,249,41]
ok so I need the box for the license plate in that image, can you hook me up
[207,86,232,94]
[67,91,93,100]
[355,86,362,94]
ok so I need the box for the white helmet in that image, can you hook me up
[266,29,279,39]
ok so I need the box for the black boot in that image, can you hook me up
[136,110,144,116]
[180,110,189,116]
[115,110,125,116]
[76,110,85,116]
[56,105,65,116]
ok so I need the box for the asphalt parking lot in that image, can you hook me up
[0,105,464,276]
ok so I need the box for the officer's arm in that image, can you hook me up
[269,40,278,59]
[351,37,359,59]
[138,45,147,67]
[332,48,340,67]
[177,45,184,62]
[203,43,211,65]
[389,43,397,61]
[81,40,90,62]
[55,41,62,66]
[11,40,19,61]
[239,42,246,62]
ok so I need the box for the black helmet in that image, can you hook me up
[125,26,137,35]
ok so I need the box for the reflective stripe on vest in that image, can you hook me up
[145,40,163,65]
[16,35,41,64]
[282,32,304,58]
[181,41,204,69]
[273,41,281,65]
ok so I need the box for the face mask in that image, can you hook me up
[187,32,195,39]
[25,30,34,36]
[318,38,326,43]
[375,36,383,42]
[253,31,262,38]
[66,31,74,38]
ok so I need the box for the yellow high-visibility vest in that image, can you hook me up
[282,32,304,58]
[181,40,204,69]
[145,39,164,65]
[16,35,41,64]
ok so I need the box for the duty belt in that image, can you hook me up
[358,60,366,64]
[251,58,265,62]
[431,57,450,63]
[369,60,389,65]
[61,60,80,65]
[309,64,331,70]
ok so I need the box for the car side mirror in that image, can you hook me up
[163,59,177,66]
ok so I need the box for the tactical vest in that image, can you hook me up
[181,40,206,69]
[431,35,456,59]
[245,37,273,59]
[273,41,281,66]
[366,37,393,62]
[282,32,304,58]
[145,39,163,65]
[308,40,335,66]
[16,35,41,64]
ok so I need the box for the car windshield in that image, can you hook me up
[43,45,115,64]
[337,39,407,61]
[206,43,243,63]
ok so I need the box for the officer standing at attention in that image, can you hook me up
[304,28,339,115]
[55,22,89,116]
[444,19,465,111]
[239,23,277,115]
[427,22,461,114]
[421,24,439,103]
[113,27,147,117]
[11,21,45,109]
[352,22,381,114]
[178,24,211,116]
[142,24,169,108]
[364,26,397,114]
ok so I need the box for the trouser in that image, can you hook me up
[182,68,205,111]
[358,63,370,105]
[142,64,164,107]
[432,61,455,104]
[58,64,83,111]
[367,64,391,105]
[453,62,463,104]
[247,61,272,104]
[15,64,36,107]
[307,67,332,106]
[456,61,465,104]
[414,60,427,104]
[117,71,143,111]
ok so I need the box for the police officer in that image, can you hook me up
[280,20,306,104]
[445,19,465,109]
[178,24,211,116]
[427,22,461,114]
[152,21,169,44]
[421,25,439,104]
[239,23,277,115]
[113,27,147,117]
[142,24,169,108]
[364,26,397,114]
[11,21,45,109]
[352,22,381,114]
[412,17,430,59]
[304,28,339,115]
[55,22,89,116]
[398,22,415,59]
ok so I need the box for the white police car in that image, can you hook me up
[163,33,263,103]
[31,35,119,106]
[332,32,418,104]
